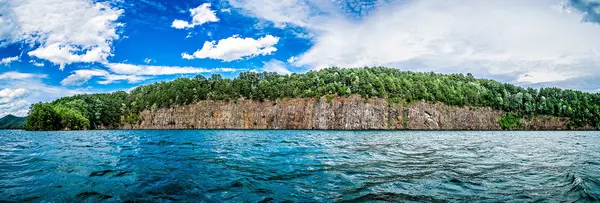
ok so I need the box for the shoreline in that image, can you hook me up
[13,128,599,132]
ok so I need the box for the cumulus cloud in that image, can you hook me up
[0,88,28,103]
[0,103,29,116]
[171,3,219,29]
[2,0,123,69]
[182,35,279,61]
[0,100,30,117]
[295,1,600,70]
[0,56,19,66]
[232,0,600,90]
[0,88,30,117]
[262,60,291,74]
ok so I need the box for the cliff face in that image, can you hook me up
[121,95,573,130]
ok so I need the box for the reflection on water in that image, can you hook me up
[0,130,599,202]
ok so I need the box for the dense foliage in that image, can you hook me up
[25,67,600,130]
[498,113,523,130]
[25,92,128,131]
[0,115,27,129]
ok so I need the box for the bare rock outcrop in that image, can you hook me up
[121,95,571,130]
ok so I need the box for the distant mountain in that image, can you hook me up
[0,115,27,129]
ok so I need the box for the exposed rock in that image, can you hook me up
[120,95,574,130]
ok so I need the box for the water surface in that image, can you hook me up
[1,130,599,202]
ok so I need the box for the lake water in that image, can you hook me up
[1,130,599,202]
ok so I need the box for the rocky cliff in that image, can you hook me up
[121,95,575,130]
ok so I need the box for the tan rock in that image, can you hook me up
[120,95,576,130]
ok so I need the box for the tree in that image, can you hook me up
[25,67,600,130]
[25,103,61,131]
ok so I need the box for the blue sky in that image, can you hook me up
[1,0,600,117]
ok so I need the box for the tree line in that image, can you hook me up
[25,67,600,130]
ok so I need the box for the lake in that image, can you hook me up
[1,130,599,202]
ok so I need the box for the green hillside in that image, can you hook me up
[24,67,600,131]
[0,115,27,129]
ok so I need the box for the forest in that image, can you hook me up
[0,115,27,129]
[24,67,600,130]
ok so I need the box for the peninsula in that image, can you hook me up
[24,67,599,131]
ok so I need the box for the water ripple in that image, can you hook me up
[0,130,599,202]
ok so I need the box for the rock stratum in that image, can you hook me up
[122,95,575,130]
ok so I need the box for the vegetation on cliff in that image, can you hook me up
[498,113,523,130]
[25,67,600,130]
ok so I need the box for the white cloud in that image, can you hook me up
[29,60,44,67]
[181,53,194,60]
[1,56,19,66]
[215,68,240,72]
[99,74,146,85]
[517,69,580,84]
[0,100,30,117]
[0,72,46,80]
[61,69,109,86]
[61,63,243,86]
[2,0,123,69]
[106,63,239,75]
[171,3,219,29]
[61,69,145,86]
[0,88,29,117]
[221,8,232,13]
[0,88,28,103]
[295,1,600,69]
[0,71,94,117]
[182,35,279,61]
[231,0,600,90]
[227,0,337,29]
[172,20,191,29]
[262,59,291,74]
[0,1,19,47]
[287,56,297,63]
[144,58,154,64]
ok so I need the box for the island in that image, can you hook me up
[24,67,599,131]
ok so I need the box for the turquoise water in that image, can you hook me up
[1,130,599,202]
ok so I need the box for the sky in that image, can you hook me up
[1,0,600,117]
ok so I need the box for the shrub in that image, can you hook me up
[499,113,522,130]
